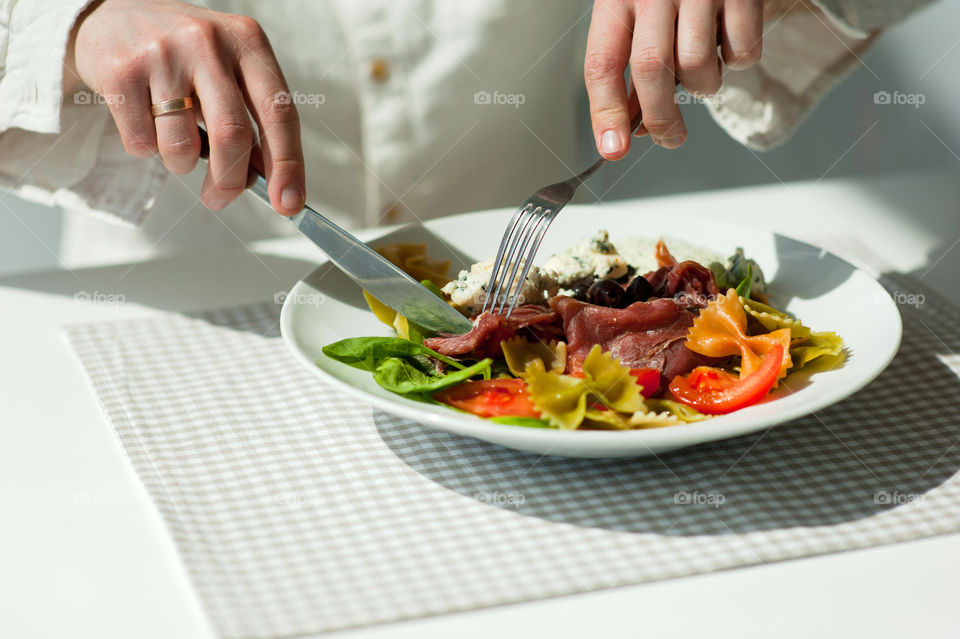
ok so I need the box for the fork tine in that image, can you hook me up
[505,209,554,317]
[490,205,537,313]
[488,208,532,313]
[482,204,530,313]
[496,205,543,314]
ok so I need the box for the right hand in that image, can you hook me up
[67,0,305,215]
[584,0,773,157]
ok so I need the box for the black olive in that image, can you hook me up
[615,265,636,284]
[624,276,654,304]
[569,276,594,301]
[587,278,627,308]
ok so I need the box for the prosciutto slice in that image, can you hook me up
[549,296,722,385]
[644,260,719,309]
[424,305,559,359]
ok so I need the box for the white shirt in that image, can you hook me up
[0,0,932,266]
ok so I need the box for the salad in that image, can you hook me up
[321,232,845,429]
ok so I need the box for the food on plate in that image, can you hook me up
[322,232,845,429]
[377,242,451,287]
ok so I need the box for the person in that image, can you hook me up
[0,0,932,266]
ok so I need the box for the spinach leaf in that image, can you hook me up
[322,337,463,371]
[373,357,492,394]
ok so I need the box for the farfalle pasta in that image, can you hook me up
[686,290,792,380]
[375,242,451,287]
[501,336,566,376]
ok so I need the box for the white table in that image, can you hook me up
[2,168,959,639]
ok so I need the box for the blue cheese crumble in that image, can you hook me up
[442,230,628,314]
[442,258,548,315]
[540,230,628,290]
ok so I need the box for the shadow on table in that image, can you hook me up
[377,272,960,536]
[0,224,477,329]
[0,248,317,332]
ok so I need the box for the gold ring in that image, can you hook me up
[151,97,195,117]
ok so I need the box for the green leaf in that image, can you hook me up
[322,336,463,371]
[734,264,753,298]
[489,416,555,428]
[420,279,447,299]
[709,261,732,290]
[373,357,492,395]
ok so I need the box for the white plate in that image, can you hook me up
[280,205,902,458]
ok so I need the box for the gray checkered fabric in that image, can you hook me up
[65,273,960,638]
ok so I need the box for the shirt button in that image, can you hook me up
[369,58,390,83]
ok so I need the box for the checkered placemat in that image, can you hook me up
[65,273,960,638]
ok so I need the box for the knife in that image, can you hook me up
[197,129,474,335]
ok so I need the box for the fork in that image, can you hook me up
[482,111,645,317]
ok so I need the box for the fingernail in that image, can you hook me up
[662,136,685,149]
[281,185,303,211]
[600,130,620,155]
[206,199,229,210]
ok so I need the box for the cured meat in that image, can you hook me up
[644,260,719,309]
[549,296,723,387]
[655,238,678,268]
[424,305,558,359]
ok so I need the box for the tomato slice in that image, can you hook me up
[668,344,784,415]
[629,368,661,398]
[434,378,541,418]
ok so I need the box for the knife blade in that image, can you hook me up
[286,201,474,335]
[197,128,473,335]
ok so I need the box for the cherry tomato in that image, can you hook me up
[668,345,784,415]
[434,378,540,418]
[629,368,661,398]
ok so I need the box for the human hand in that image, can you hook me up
[585,0,771,156]
[66,0,305,214]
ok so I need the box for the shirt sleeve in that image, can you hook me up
[0,0,167,225]
[707,0,934,151]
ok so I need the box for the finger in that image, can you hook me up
[149,66,201,174]
[625,88,648,137]
[233,20,305,216]
[630,0,685,149]
[676,0,722,96]
[720,0,763,70]
[102,75,157,158]
[584,0,635,160]
[193,68,254,210]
